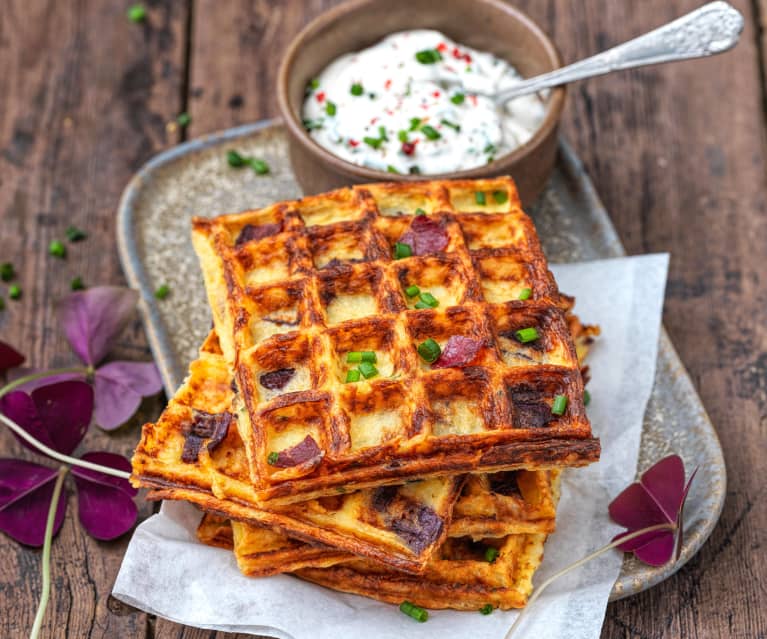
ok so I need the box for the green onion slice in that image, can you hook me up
[387,165,400,174]
[393,242,412,259]
[419,292,438,308]
[415,49,442,64]
[227,150,247,167]
[400,600,428,622]
[66,226,87,242]
[49,240,66,258]
[492,190,508,204]
[451,93,465,104]
[127,4,146,22]
[267,452,279,465]
[345,369,361,383]
[360,351,377,363]
[325,101,337,116]
[584,389,591,406]
[0,263,14,282]
[484,547,499,563]
[70,277,85,291]
[398,130,409,142]
[417,338,441,363]
[358,361,378,379]
[475,191,486,205]
[414,301,431,309]
[154,284,170,300]
[405,285,420,297]
[350,83,364,96]
[363,136,382,149]
[414,208,426,216]
[249,158,270,175]
[8,284,21,300]
[409,117,422,131]
[420,125,441,140]
[346,351,363,363]
[514,327,539,343]
[518,287,532,301]
[551,394,568,416]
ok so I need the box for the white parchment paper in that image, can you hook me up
[114,254,669,639]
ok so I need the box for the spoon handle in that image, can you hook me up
[496,1,744,103]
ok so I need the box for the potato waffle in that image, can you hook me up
[191,177,599,503]
[133,331,559,573]
[197,513,548,610]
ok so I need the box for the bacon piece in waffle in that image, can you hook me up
[132,332,463,574]
[191,177,599,504]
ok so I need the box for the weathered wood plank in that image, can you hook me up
[0,0,188,637]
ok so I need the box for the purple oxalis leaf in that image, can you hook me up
[71,452,137,540]
[58,286,138,366]
[0,381,94,455]
[0,341,25,374]
[609,454,695,567]
[0,459,67,547]
[93,361,163,430]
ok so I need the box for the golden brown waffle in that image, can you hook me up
[197,513,546,610]
[133,332,463,574]
[191,177,599,503]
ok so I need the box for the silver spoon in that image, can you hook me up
[492,1,743,104]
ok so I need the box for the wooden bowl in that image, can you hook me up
[277,0,565,206]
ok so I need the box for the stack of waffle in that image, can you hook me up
[131,177,600,612]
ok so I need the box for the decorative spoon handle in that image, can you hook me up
[496,1,744,103]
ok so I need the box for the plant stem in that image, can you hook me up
[505,522,675,639]
[29,465,68,639]
[0,366,90,398]
[0,412,131,480]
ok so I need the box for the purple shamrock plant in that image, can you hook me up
[506,454,697,638]
[0,286,160,638]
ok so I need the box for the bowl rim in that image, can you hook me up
[277,0,566,182]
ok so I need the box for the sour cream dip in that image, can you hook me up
[301,30,547,175]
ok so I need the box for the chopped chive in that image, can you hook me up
[309,78,320,90]
[66,226,88,242]
[584,389,591,406]
[325,101,337,116]
[350,83,364,96]
[405,285,420,297]
[393,242,412,259]
[345,369,361,383]
[0,263,14,281]
[518,287,532,301]
[154,284,170,300]
[303,118,324,131]
[417,338,441,363]
[551,394,568,416]
[248,158,270,175]
[227,150,247,167]
[484,547,499,563]
[378,126,388,141]
[450,93,465,105]
[358,361,378,379]
[475,191,486,205]
[492,190,508,204]
[387,165,400,174]
[127,4,146,22]
[415,49,442,64]
[360,351,377,363]
[346,351,363,363]
[514,327,539,343]
[414,208,426,216]
[420,125,441,141]
[363,136,383,149]
[70,277,85,291]
[409,117,422,131]
[484,143,497,155]
[49,240,66,258]
[267,452,279,465]
[479,604,493,615]
[8,284,21,300]
[398,130,409,143]
[414,301,431,309]
[440,119,460,132]
[400,601,428,622]
[177,112,191,127]
[419,292,439,308]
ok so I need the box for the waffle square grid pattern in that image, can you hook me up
[192,178,599,503]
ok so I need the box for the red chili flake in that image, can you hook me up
[432,91,441,98]
[384,79,392,90]
[431,336,484,369]
[370,117,379,125]
[315,91,326,103]
[463,53,472,63]
[436,42,448,53]
[349,139,360,147]
[452,47,462,59]
[469,95,478,106]
[401,142,416,156]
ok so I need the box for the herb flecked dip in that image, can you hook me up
[302,30,547,175]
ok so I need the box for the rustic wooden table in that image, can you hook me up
[1,1,765,637]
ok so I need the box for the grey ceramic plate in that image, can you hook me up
[116,119,725,601]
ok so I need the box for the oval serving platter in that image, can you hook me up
[116,119,726,601]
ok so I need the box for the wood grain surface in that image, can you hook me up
[1,1,765,638]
